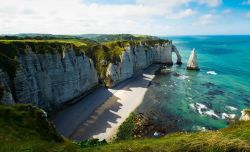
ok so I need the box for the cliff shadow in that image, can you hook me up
[70,94,123,140]
[52,87,122,138]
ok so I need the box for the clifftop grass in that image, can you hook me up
[0,104,250,152]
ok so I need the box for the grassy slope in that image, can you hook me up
[0,104,71,152]
[0,104,250,152]
[89,113,250,152]
[91,122,250,152]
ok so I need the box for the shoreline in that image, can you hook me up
[52,64,161,141]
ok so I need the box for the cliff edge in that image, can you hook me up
[0,36,182,111]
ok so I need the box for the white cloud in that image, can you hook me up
[176,9,196,18]
[0,0,166,35]
[195,14,215,25]
[242,0,250,5]
[197,0,222,7]
[0,0,246,35]
[246,12,250,18]
[136,0,192,8]
[166,9,196,19]
[223,9,232,14]
[0,0,200,35]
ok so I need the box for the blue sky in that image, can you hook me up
[0,0,249,35]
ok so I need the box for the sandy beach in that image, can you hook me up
[52,64,161,141]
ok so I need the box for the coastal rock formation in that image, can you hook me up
[0,40,181,111]
[105,41,181,87]
[0,46,98,111]
[172,45,182,65]
[187,48,199,70]
[0,70,15,104]
[240,109,250,121]
[153,41,182,65]
[105,46,134,87]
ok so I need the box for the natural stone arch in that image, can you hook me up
[172,45,182,65]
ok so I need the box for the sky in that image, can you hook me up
[0,0,249,36]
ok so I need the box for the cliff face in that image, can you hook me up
[0,45,98,111]
[0,40,181,111]
[105,41,180,87]
[0,70,15,104]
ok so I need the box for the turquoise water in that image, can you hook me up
[137,35,250,133]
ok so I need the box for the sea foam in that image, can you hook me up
[221,113,236,119]
[207,71,217,75]
[178,75,189,80]
[226,106,238,111]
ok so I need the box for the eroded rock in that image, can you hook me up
[240,109,250,121]
[187,48,199,70]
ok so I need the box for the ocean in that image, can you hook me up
[136,35,250,133]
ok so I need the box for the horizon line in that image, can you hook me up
[1,33,250,37]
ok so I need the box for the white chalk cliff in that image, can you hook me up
[105,41,182,87]
[0,70,15,104]
[187,48,199,70]
[0,46,98,111]
[0,41,181,111]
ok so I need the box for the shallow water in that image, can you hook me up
[136,35,250,133]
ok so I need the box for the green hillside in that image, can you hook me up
[0,104,249,152]
[0,34,159,43]
[82,34,160,42]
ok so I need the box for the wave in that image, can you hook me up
[221,113,236,119]
[190,103,220,119]
[207,71,217,75]
[225,106,238,111]
[178,74,190,80]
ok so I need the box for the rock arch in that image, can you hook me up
[172,45,182,65]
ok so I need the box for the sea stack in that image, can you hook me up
[187,48,199,70]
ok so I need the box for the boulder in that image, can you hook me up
[240,109,250,121]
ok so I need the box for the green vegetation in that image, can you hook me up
[0,104,250,152]
[0,34,158,42]
[85,121,250,152]
[85,34,159,42]
[0,104,67,152]
[116,113,136,140]
[75,139,107,148]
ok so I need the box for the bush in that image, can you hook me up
[75,139,107,148]
[116,113,136,140]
